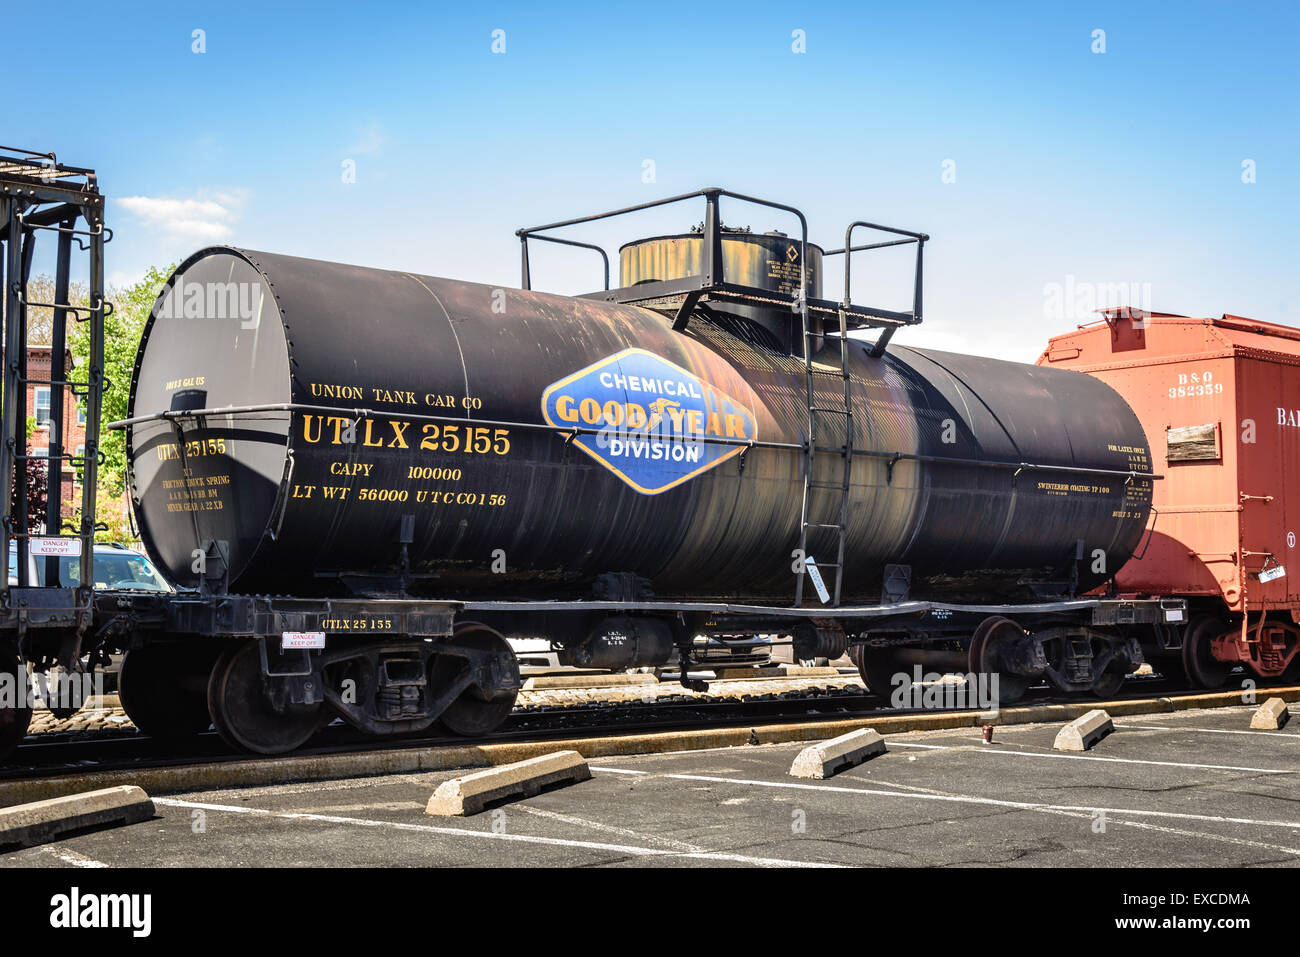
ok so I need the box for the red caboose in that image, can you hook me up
[1039,310,1300,688]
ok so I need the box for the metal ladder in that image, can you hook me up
[0,146,107,614]
[794,301,853,607]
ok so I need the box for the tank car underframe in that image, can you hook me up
[88,593,524,752]
[845,612,1148,701]
[0,591,1196,759]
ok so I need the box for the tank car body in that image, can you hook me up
[126,251,1150,604]
[95,188,1180,754]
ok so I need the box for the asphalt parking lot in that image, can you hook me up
[4,703,1298,868]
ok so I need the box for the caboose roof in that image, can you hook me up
[1038,309,1300,369]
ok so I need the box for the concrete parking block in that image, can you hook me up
[0,785,154,849]
[789,728,886,778]
[1250,697,1291,730]
[426,750,591,816]
[1053,709,1114,751]
[8,687,1299,808]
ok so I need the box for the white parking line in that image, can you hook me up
[514,805,704,853]
[38,845,109,868]
[153,798,840,868]
[598,772,1300,831]
[1114,723,1299,739]
[1032,805,1300,858]
[886,740,1292,774]
[867,777,1300,858]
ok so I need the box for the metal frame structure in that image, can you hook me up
[0,147,107,642]
[516,187,927,335]
[517,188,929,608]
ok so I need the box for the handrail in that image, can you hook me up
[515,188,809,319]
[518,233,609,291]
[826,221,929,357]
[106,401,1164,481]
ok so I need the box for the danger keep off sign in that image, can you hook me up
[29,537,82,557]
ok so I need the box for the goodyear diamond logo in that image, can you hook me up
[541,348,758,495]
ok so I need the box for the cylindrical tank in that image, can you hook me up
[620,229,824,354]
[125,246,1153,602]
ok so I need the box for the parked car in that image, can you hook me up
[507,637,563,670]
[8,541,172,592]
[626,634,776,677]
[690,634,774,670]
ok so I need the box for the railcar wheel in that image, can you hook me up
[1089,669,1126,698]
[208,641,325,754]
[433,624,519,737]
[968,617,1029,706]
[848,645,905,698]
[0,639,32,761]
[119,644,216,740]
[1181,615,1232,690]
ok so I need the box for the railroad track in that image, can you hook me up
[0,671,1206,781]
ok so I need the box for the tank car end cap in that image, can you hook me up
[1052,709,1114,752]
[425,750,591,816]
[1250,698,1291,730]
[0,784,154,849]
[789,728,886,779]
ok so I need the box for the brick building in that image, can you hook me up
[24,345,86,520]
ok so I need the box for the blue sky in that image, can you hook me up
[8,0,1297,360]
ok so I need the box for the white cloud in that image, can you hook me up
[346,121,386,155]
[116,191,245,241]
[107,269,138,290]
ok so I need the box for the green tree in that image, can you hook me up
[22,274,90,346]
[69,264,175,495]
